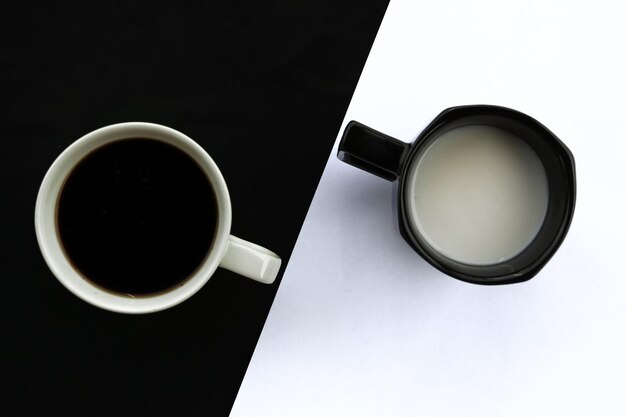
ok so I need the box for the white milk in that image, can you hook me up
[406,125,549,266]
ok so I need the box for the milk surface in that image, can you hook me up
[407,125,549,266]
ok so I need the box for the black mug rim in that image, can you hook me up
[395,105,576,284]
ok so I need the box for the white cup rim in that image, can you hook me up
[34,122,232,314]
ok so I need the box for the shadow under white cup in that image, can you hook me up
[35,122,281,314]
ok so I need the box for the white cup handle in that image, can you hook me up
[219,235,281,284]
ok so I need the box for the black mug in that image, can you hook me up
[337,105,576,285]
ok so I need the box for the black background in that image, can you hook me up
[1,1,387,416]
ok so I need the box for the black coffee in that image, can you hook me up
[57,138,217,295]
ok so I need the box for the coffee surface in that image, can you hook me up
[57,138,217,295]
[406,125,549,266]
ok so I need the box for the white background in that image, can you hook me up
[231,0,626,415]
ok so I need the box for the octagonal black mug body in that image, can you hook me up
[337,105,576,285]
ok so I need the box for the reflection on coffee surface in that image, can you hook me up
[406,125,549,266]
[57,138,217,295]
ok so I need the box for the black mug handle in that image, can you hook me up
[337,121,409,181]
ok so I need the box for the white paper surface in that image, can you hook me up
[231,1,626,415]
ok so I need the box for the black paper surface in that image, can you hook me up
[0,1,388,415]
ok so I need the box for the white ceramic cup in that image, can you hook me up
[35,122,281,314]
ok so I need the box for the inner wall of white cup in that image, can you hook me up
[35,122,231,313]
[405,125,549,266]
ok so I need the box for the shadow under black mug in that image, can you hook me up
[338,105,576,285]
